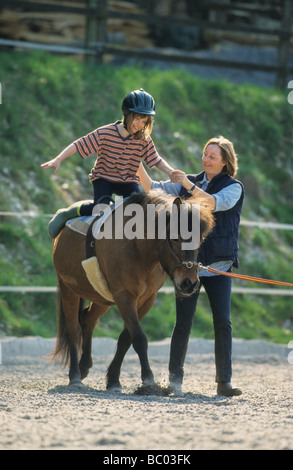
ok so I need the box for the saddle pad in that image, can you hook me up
[65,198,127,237]
[82,257,114,302]
[66,215,96,236]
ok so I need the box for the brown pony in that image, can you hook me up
[51,191,214,389]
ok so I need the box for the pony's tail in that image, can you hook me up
[50,286,85,367]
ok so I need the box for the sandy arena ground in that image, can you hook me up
[0,336,292,451]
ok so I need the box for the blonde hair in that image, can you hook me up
[122,110,153,141]
[203,136,238,177]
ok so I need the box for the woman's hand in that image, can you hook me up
[170,170,189,186]
[171,169,216,210]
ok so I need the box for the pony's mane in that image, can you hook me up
[127,189,177,209]
[127,190,214,213]
[126,190,215,240]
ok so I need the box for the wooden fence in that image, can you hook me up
[0,0,292,86]
[1,210,293,296]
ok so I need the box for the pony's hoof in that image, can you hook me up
[106,383,122,393]
[134,383,169,396]
[80,370,89,381]
[167,382,184,396]
[69,379,83,388]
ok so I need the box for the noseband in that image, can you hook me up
[177,260,199,269]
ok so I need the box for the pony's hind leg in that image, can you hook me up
[55,281,83,386]
[79,302,108,381]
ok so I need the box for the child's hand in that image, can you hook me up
[40,157,61,175]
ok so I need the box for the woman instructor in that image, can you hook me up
[138,136,244,396]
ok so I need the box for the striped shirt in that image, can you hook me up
[74,121,162,183]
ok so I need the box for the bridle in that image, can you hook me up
[159,235,199,278]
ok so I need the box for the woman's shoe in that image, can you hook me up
[217,382,242,396]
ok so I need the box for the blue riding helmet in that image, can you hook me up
[122,88,156,115]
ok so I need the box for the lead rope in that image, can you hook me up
[197,263,293,287]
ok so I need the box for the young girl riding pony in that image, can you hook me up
[41,88,174,238]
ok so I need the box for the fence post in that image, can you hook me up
[85,0,108,64]
[276,0,292,88]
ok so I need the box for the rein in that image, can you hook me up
[197,263,293,287]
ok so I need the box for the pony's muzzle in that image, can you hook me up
[180,277,193,292]
[176,277,200,297]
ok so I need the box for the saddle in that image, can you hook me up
[65,198,125,302]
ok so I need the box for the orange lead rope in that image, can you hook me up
[198,264,293,287]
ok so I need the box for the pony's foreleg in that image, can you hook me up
[131,320,155,386]
[107,295,157,390]
[79,302,108,380]
[106,328,132,391]
[117,299,155,387]
[135,293,158,385]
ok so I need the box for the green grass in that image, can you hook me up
[0,50,293,344]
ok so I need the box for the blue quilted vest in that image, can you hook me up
[180,171,244,268]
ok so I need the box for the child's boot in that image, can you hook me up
[48,201,83,238]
